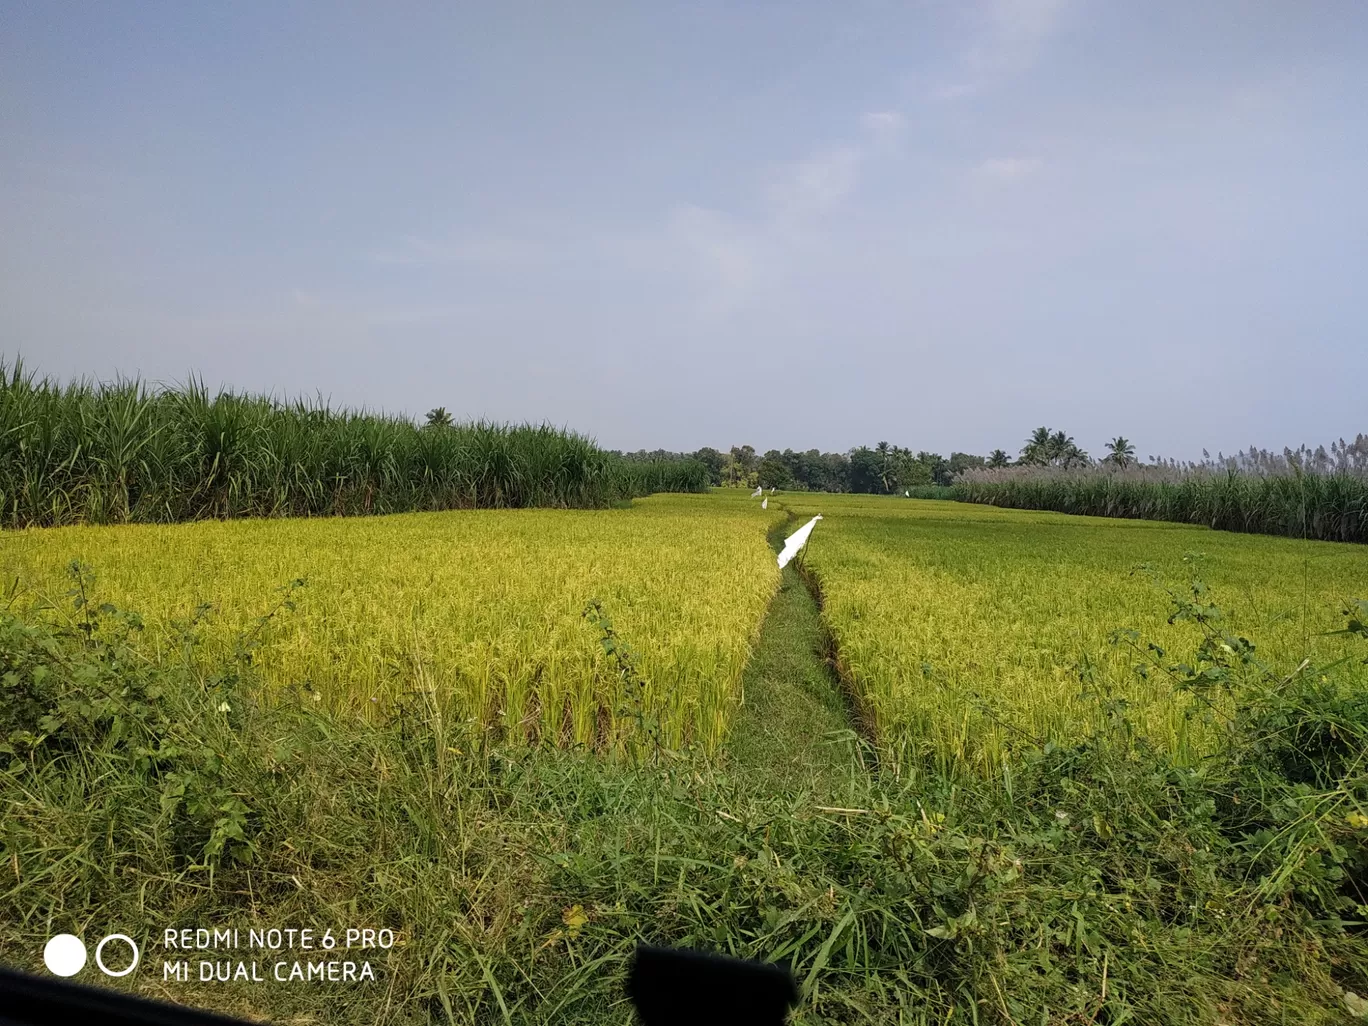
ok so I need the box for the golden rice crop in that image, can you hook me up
[784,494,1367,770]
[0,494,781,751]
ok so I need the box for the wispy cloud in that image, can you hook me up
[768,114,901,226]
[971,0,1069,74]
[860,110,905,143]
[932,82,980,101]
[767,145,864,230]
[934,0,1072,99]
[666,204,765,315]
[365,111,906,321]
[974,156,1044,181]
[668,111,904,316]
[366,234,551,268]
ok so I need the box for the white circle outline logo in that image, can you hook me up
[94,934,140,977]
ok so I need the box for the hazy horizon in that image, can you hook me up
[4,2,1365,461]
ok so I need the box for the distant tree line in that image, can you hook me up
[616,426,1368,504]
[617,425,1112,493]
[615,444,992,494]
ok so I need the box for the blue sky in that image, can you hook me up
[3,1,1365,459]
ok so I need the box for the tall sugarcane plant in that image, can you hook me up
[0,359,707,528]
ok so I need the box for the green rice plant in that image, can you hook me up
[783,494,1367,772]
[0,358,706,527]
[0,494,782,752]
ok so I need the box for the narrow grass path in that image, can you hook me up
[724,510,855,793]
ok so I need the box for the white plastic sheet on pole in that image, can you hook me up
[751,486,763,498]
[777,515,822,569]
[761,497,768,509]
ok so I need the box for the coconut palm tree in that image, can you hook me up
[875,441,898,493]
[1104,436,1136,468]
[987,449,1011,468]
[1047,430,1072,462]
[1049,430,1091,468]
[1022,427,1090,468]
[1020,427,1052,466]
[424,406,453,429]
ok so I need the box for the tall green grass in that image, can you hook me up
[0,359,706,527]
[954,464,1368,543]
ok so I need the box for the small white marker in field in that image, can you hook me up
[778,515,822,569]
[905,490,910,497]
[751,486,763,498]
[761,497,768,509]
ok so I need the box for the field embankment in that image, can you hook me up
[0,360,706,527]
[953,464,1368,543]
[722,512,858,791]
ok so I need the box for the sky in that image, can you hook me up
[2,1,1366,461]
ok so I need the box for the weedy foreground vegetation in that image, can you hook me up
[1,490,1365,1024]
[787,495,1367,773]
[0,495,779,751]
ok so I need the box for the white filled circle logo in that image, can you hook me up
[43,934,86,977]
[44,933,140,978]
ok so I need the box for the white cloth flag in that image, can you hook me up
[777,515,823,569]
[761,497,768,509]
[751,486,763,498]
